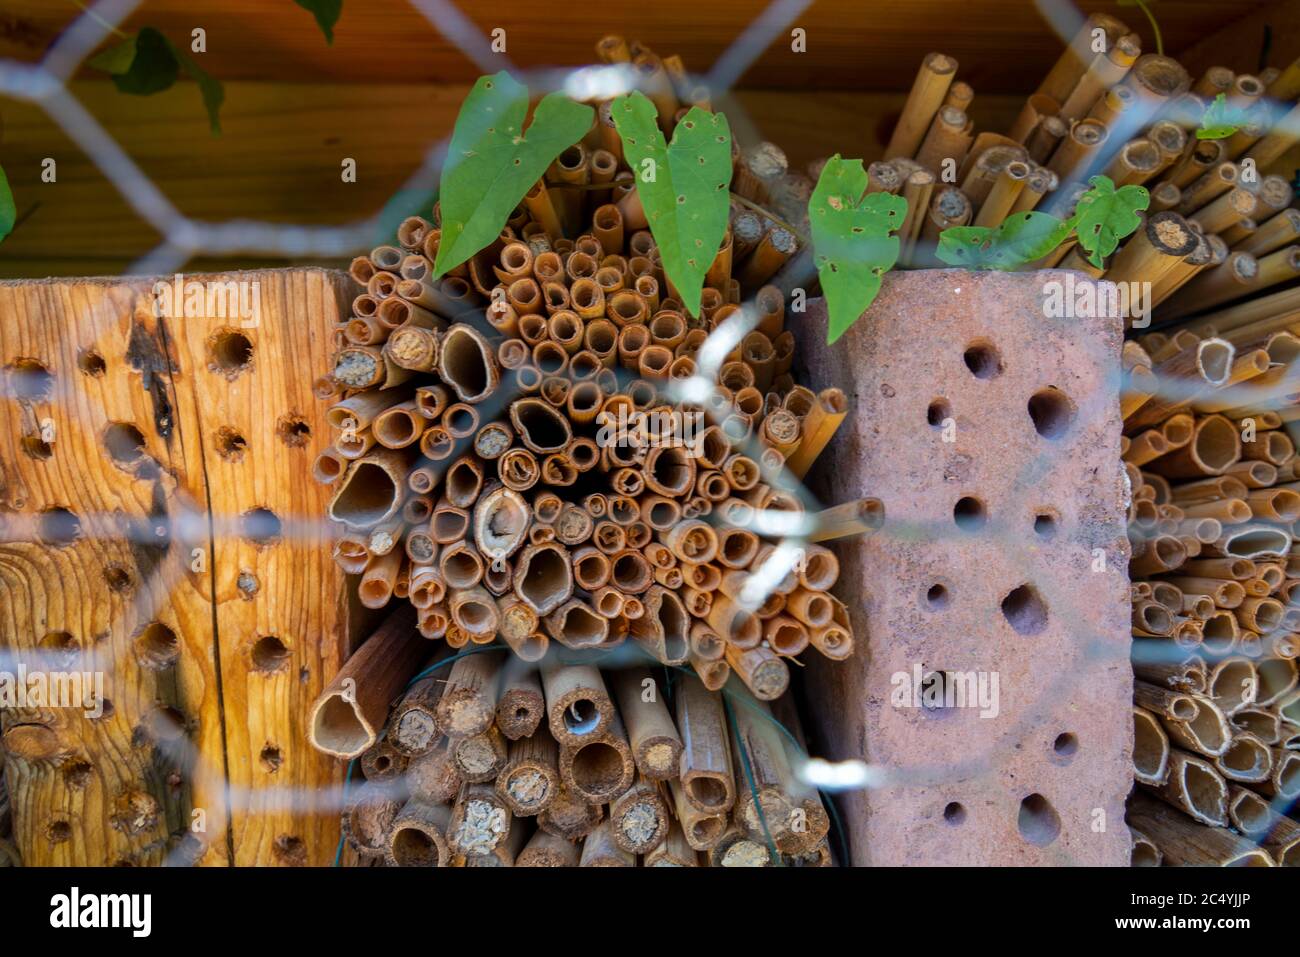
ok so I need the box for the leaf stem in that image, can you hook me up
[1132,0,1163,56]
[69,0,131,39]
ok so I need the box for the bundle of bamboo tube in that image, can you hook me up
[1123,327,1300,867]
[308,40,882,794]
[871,15,1299,282]
[334,638,834,866]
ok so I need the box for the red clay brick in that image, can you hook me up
[793,269,1132,865]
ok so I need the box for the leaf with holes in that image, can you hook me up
[294,0,343,43]
[0,164,14,244]
[808,155,907,344]
[936,211,1074,270]
[434,72,594,279]
[611,93,732,318]
[1072,175,1149,268]
[1197,93,1245,140]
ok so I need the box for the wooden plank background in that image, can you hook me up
[0,270,353,865]
[0,0,1273,91]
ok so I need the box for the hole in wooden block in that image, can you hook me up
[104,422,146,465]
[1028,387,1075,439]
[8,358,53,400]
[276,413,311,447]
[943,801,966,825]
[38,507,81,546]
[63,760,92,788]
[39,631,79,668]
[209,330,253,376]
[241,507,281,545]
[250,636,291,673]
[134,622,179,670]
[104,564,133,592]
[77,349,106,377]
[260,743,283,773]
[272,834,306,866]
[1001,583,1048,635]
[142,705,187,742]
[926,398,951,428]
[215,426,247,462]
[46,819,72,843]
[237,571,259,599]
[21,435,52,459]
[962,340,1002,379]
[1017,793,1061,846]
[953,496,986,531]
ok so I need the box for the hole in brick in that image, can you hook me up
[134,622,179,670]
[924,583,950,610]
[962,340,1002,379]
[260,744,283,773]
[215,426,247,462]
[241,507,281,545]
[926,398,951,428]
[38,507,81,546]
[1017,793,1061,846]
[104,564,133,592]
[251,636,291,673]
[8,359,54,400]
[104,422,146,465]
[1053,732,1078,759]
[1028,387,1075,439]
[277,414,311,447]
[1001,583,1048,635]
[1033,511,1058,538]
[943,801,966,825]
[210,331,253,375]
[39,631,79,667]
[78,349,106,377]
[953,496,986,531]
[920,670,955,714]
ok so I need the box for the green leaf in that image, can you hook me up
[1072,175,1150,269]
[1197,93,1243,140]
[434,72,594,279]
[90,28,222,133]
[936,211,1074,270]
[167,39,225,134]
[612,93,732,318]
[0,165,15,245]
[102,28,179,95]
[88,35,139,75]
[294,0,343,44]
[808,155,907,345]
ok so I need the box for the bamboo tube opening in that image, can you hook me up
[1133,707,1170,784]
[438,325,498,402]
[1217,735,1270,781]
[1220,526,1290,558]
[329,460,405,528]
[515,543,573,615]
[569,741,630,801]
[510,399,572,453]
[1183,700,1231,755]
[440,545,483,589]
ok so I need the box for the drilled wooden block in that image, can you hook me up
[794,270,1132,866]
[0,270,353,865]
